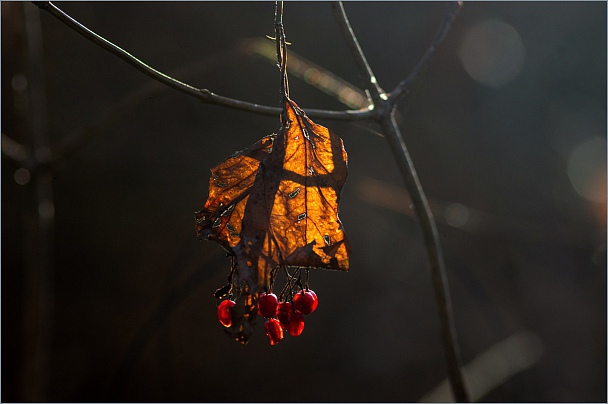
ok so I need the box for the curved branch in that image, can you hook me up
[379,112,469,403]
[331,2,385,104]
[330,1,469,401]
[388,1,462,103]
[32,1,373,121]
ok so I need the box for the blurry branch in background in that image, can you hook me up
[18,3,55,401]
[419,330,544,402]
[357,177,595,248]
[3,49,246,170]
[242,38,367,108]
[51,47,247,162]
[2,133,31,165]
[109,250,229,400]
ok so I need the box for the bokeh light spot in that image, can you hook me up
[14,168,31,185]
[459,19,526,88]
[445,203,470,228]
[567,137,607,203]
[38,199,55,220]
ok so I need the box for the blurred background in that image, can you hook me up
[2,1,606,402]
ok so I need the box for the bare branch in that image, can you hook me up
[330,2,469,399]
[388,1,462,103]
[32,1,373,121]
[29,2,469,401]
[331,2,385,104]
[52,41,374,164]
[379,113,470,402]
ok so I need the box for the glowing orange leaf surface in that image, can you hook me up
[195,97,350,342]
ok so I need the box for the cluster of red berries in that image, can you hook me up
[216,289,318,345]
[259,289,318,345]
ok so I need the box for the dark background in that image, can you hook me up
[2,2,606,402]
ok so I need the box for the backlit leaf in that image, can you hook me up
[195,97,350,343]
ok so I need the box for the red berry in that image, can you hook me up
[258,292,279,318]
[276,301,293,328]
[309,290,318,308]
[286,311,305,336]
[264,318,284,345]
[217,299,236,328]
[294,290,318,315]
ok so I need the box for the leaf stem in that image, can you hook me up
[274,1,289,99]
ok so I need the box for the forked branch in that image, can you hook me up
[30,1,466,401]
[332,2,469,402]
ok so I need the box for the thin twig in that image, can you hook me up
[32,1,372,121]
[388,1,462,103]
[332,1,469,401]
[331,2,385,104]
[274,1,289,99]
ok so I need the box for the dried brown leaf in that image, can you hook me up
[195,97,350,342]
